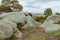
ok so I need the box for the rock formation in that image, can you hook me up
[0,11,38,39]
[42,15,60,33]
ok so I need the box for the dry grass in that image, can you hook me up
[26,33,45,40]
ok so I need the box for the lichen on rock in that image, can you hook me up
[42,15,60,35]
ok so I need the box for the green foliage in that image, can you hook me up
[27,33,45,40]
[34,16,46,24]
[8,34,16,40]
[1,0,23,12]
[44,8,52,16]
[25,26,34,30]
[48,30,60,36]
[14,4,23,11]
[8,28,16,40]
[22,26,34,31]
[28,13,32,17]
[0,5,12,13]
[55,12,60,15]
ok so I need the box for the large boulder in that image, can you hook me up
[42,15,60,32]
[0,12,26,38]
[23,15,38,27]
[0,11,38,38]
[0,20,14,38]
[0,18,22,39]
[2,12,27,24]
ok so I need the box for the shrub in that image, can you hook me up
[22,26,34,31]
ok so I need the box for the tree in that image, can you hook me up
[55,12,60,15]
[1,0,23,12]
[28,13,32,17]
[0,5,12,13]
[44,8,52,16]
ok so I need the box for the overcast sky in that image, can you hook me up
[0,0,60,13]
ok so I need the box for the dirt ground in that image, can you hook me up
[4,27,60,40]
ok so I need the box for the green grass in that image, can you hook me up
[48,30,60,36]
[8,28,16,40]
[8,34,16,40]
[22,26,34,31]
[26,33,45,40]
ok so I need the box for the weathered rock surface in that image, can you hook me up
[42,15,60,32]
[23,15,38,28]
[0,11,38,38]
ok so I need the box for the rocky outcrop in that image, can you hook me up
[0,11,38,39]
[42,15,60,32]
[23,15,38,28]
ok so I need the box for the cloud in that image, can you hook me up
[0,0,60,13]
[41,1,60,13]
[19,0,60,13]
[0,0,2,4]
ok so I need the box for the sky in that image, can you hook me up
[0,0,60,14]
